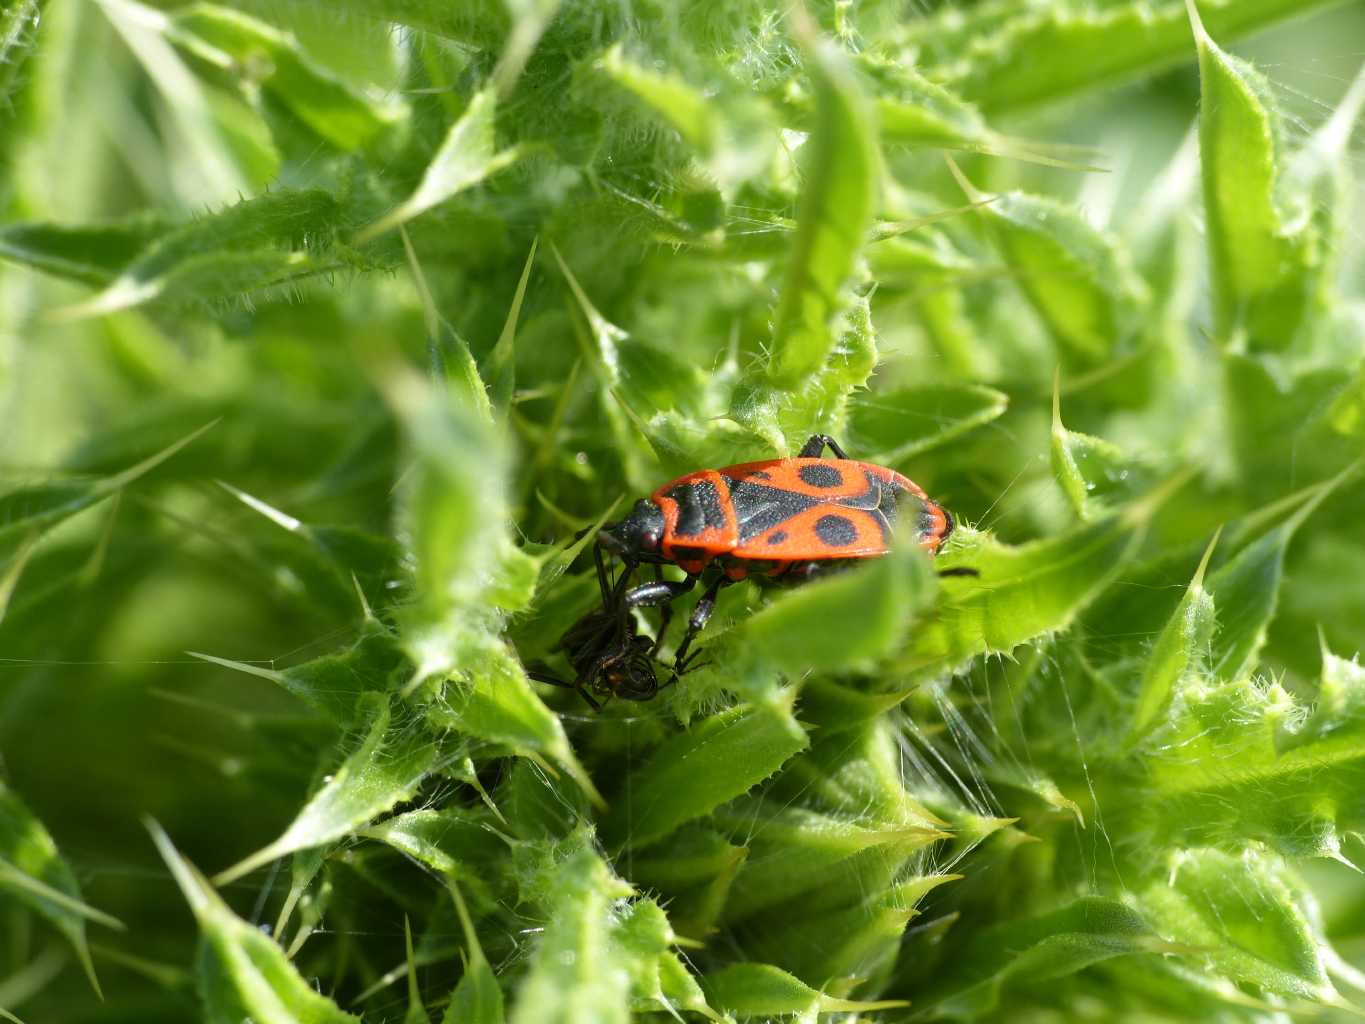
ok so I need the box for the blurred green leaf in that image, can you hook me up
[849,382,1008,465]
[215,693,438,884]
[0,782,119,995]
[149,821,361,1023]
[0,1,42,106]
[49,189,355,318]
[0,216,171,286]
[767,26,877,389]
[969,185,1148,364]
[912,0,1347,113]
[358,88,523,242]
[170,5,399,151]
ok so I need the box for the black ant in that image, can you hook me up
[526,547,690,711]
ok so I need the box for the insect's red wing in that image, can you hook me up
[735,504,891,560]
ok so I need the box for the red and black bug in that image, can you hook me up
[595,434,968,672]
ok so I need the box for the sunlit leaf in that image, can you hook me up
[904,504,1153,671]
[1190,1,1311,348]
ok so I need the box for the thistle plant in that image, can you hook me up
[2,0,1365,1021]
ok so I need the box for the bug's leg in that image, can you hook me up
[622,575,696,610]
[671,575,726,673]
[938,566,980,578]
[797,434,850,460]
[651,565,674,655]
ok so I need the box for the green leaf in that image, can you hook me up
[598,45,716,155]
[0,782,120,995]
[734,545,934,678]
[1190,1,1310,348]
[1139,847,1337,1000]
[1130,530,1219,737]
[485,237,538,415]
[191,624,404,726]
[51,189,352,319]
[147,821,361,1024]
[914,0,1346,113]
[358,808,505,881]
[904,506,1151,671]
[433,644,601,807]
[508,844,632,1024]
[169,5,399,151]
[442,882,505,1024]
[767,22,877,389]
[968,184,1148,364]
[611,898,716,1019]
[0,216,172,286]
[215,693,438,884]
[0,0,42,106]
[627,828,748,941]
[702,962,908,1017]
[1205,470,1341,683]
[849,383,1008,465]
[357,88,523,242]
[713,800,944,924]
[918,897,1156,1016]
[1050,387,1140,520]
[859,54,989,149]
[740,875,957,988]
[602,698,810,849]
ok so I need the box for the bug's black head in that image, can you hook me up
[599,499,665,559]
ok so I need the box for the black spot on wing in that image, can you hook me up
[766,530,788,545]
[668,481,727,537]
[798,463,843,488]
[730,480,817,542]
[815,514,858,547]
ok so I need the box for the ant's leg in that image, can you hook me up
[671,575,725,673]
[527,668,602,711]
[797,434,850,460]
[592,543,613,604]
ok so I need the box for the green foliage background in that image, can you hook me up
[3,0,1365,1020]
